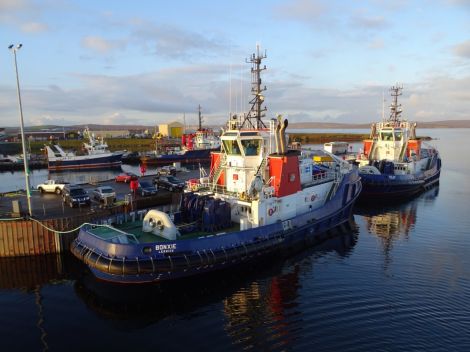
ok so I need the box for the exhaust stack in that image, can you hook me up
[274,121,281,154]
[279,119,288,154]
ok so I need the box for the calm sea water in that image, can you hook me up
[1,129,469,351]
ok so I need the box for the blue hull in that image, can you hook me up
[71,171,362,283]
[48,152,124,171]
[142,149,216,166]
[359,157,441,200]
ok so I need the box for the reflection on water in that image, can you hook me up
[355,185,440,270]
[0,254,79,290]
[357,185,439,239]
[0,163,201,192]
[223,228,358,350]
[70,224,357,331]
[49,168,122,185]
[0,254,81,352]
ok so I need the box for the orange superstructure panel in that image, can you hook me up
[363,140,373,157]
[406,140,421,158]
[268,154,301,197]
[210,152,225,185]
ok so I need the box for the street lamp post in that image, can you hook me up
[8,43,32,217]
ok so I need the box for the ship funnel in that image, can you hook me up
[274,120,281,154]
[279,119,288,154]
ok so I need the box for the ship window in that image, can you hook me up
[241,139,261,156]
[380,132,393,141]
[223,140,242,155]
[394,131,403,140]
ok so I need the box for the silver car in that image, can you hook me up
[92,186,116,202]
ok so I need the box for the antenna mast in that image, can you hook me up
[240,45,267,129]
[198,104,203,130]
[389,84,403,123]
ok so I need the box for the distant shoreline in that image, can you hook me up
[288,120,470,129]
[1,119,470,132]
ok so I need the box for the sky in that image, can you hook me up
[1,0,469,127]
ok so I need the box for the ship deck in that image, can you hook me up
[87,221,242,244]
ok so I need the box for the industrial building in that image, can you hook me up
[158,121,184,138]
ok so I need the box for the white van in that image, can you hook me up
[324,141,349,155]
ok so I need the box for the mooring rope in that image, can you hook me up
[27,217,116,234]
[0,216,24,221]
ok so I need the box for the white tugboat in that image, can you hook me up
[71,48,362,283]
[356,85,441,200]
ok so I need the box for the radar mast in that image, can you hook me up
[240,45,268,130]
[389,85,403,123]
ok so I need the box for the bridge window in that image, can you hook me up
[223,140,242,155]
[394,131,403,140]
[380,132,393,141]
[241,139,261,156]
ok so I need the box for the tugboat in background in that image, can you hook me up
[356,85,441,201]
[140,105,220,167]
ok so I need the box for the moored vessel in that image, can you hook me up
[71,48,362,284]
[141,106,220,166]
[45,128,124,171]
[356,85,441,200]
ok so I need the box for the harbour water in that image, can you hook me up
[0,129,469,351]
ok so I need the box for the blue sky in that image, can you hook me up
[1,0,469,127]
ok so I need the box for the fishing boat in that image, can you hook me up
[71,48,362,284]
[356,85,441,200]
[140,106,220,166]
[45,128,124,171]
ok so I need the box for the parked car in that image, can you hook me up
[137,181,158,197]
[91,186,116,202]
[115,172,138,183]
[153,175,185,192]
[62,185,91,208]
[37,180,70,194]
[155,165,176,176]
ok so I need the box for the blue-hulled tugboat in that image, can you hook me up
[356,85,441,200]
[71,48,362,284]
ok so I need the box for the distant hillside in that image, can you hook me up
[288,120,470,129]
[3,120,470,133]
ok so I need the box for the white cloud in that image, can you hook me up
[273,0,327,23]
[453,40,470,59]
[351,13,388,30]
[28,114,67,126]
[20,22,49,33]
[81,36,126,55]
[368,38,384,49]
[0,0,29,12]
[1,70,469,127]
[130,23,226,59]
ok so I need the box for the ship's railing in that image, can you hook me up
[376,120,411,129]
[308,171,336,186]
[186,179,247,199]
[85,224,139,244]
